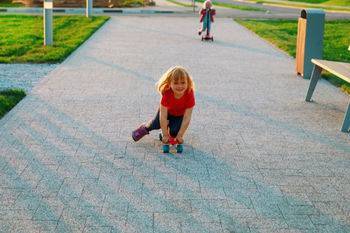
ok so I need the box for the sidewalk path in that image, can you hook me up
[0,64,58,92]
[1,16,350,232]
[1,1,349,92]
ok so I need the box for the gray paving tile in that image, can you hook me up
[1,15,350,232]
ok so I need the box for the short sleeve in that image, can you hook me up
[186,91,195,108]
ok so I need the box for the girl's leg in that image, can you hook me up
[146,106,161,131]
[132,106,160,142]
[198,22,207,35]
[202,22,207,33]
[132,105,183,141]
[168,115,184,138]
[145,106,183,138]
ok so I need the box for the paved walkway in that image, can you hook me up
[1,14,350,233]
[0,64,58,92]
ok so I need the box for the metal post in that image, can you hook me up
[341,102,350,132]
[87,0,92,18]
[44,0,53,46]
[305,64,321,102]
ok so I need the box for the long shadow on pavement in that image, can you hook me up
[2,93,349,232]
[87,56,350,154]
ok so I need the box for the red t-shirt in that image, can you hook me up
[160,90,195,116]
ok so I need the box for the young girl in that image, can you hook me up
[132,66,195,144]
[198,0,215,36]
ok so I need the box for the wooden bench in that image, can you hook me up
[305,54,350,132]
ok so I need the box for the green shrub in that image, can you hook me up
[0,89,26,118]
[122,0,145,6]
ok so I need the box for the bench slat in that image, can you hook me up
[311,59,350,83]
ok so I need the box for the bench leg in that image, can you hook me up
[341,102,350,132]
[305,65,322,102]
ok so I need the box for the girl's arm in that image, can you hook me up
[199,9,206,22]
[176,107,194,143]
[160,104,169,143]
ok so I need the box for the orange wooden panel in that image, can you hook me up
[296,18,306,76]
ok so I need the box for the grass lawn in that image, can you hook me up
[285,0,350,7]
[235,19,350,94]
[0,89,26,119]
[263,1,350,11]
[0,15,109,119]
[167,0,193,7]
[0,15,110,63]
[243,0,350,11]
[208,1,264,11]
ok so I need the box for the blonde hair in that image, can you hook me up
[157,66,195,95]
[203,0,212,9]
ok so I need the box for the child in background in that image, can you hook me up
[132,66,195,144]
[198,0,215,36]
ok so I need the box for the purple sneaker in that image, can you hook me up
[132,123,149,141]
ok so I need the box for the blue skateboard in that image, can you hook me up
[159,133,183,153]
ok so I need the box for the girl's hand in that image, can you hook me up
[176,135,184,144]
[162,134,170,144]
